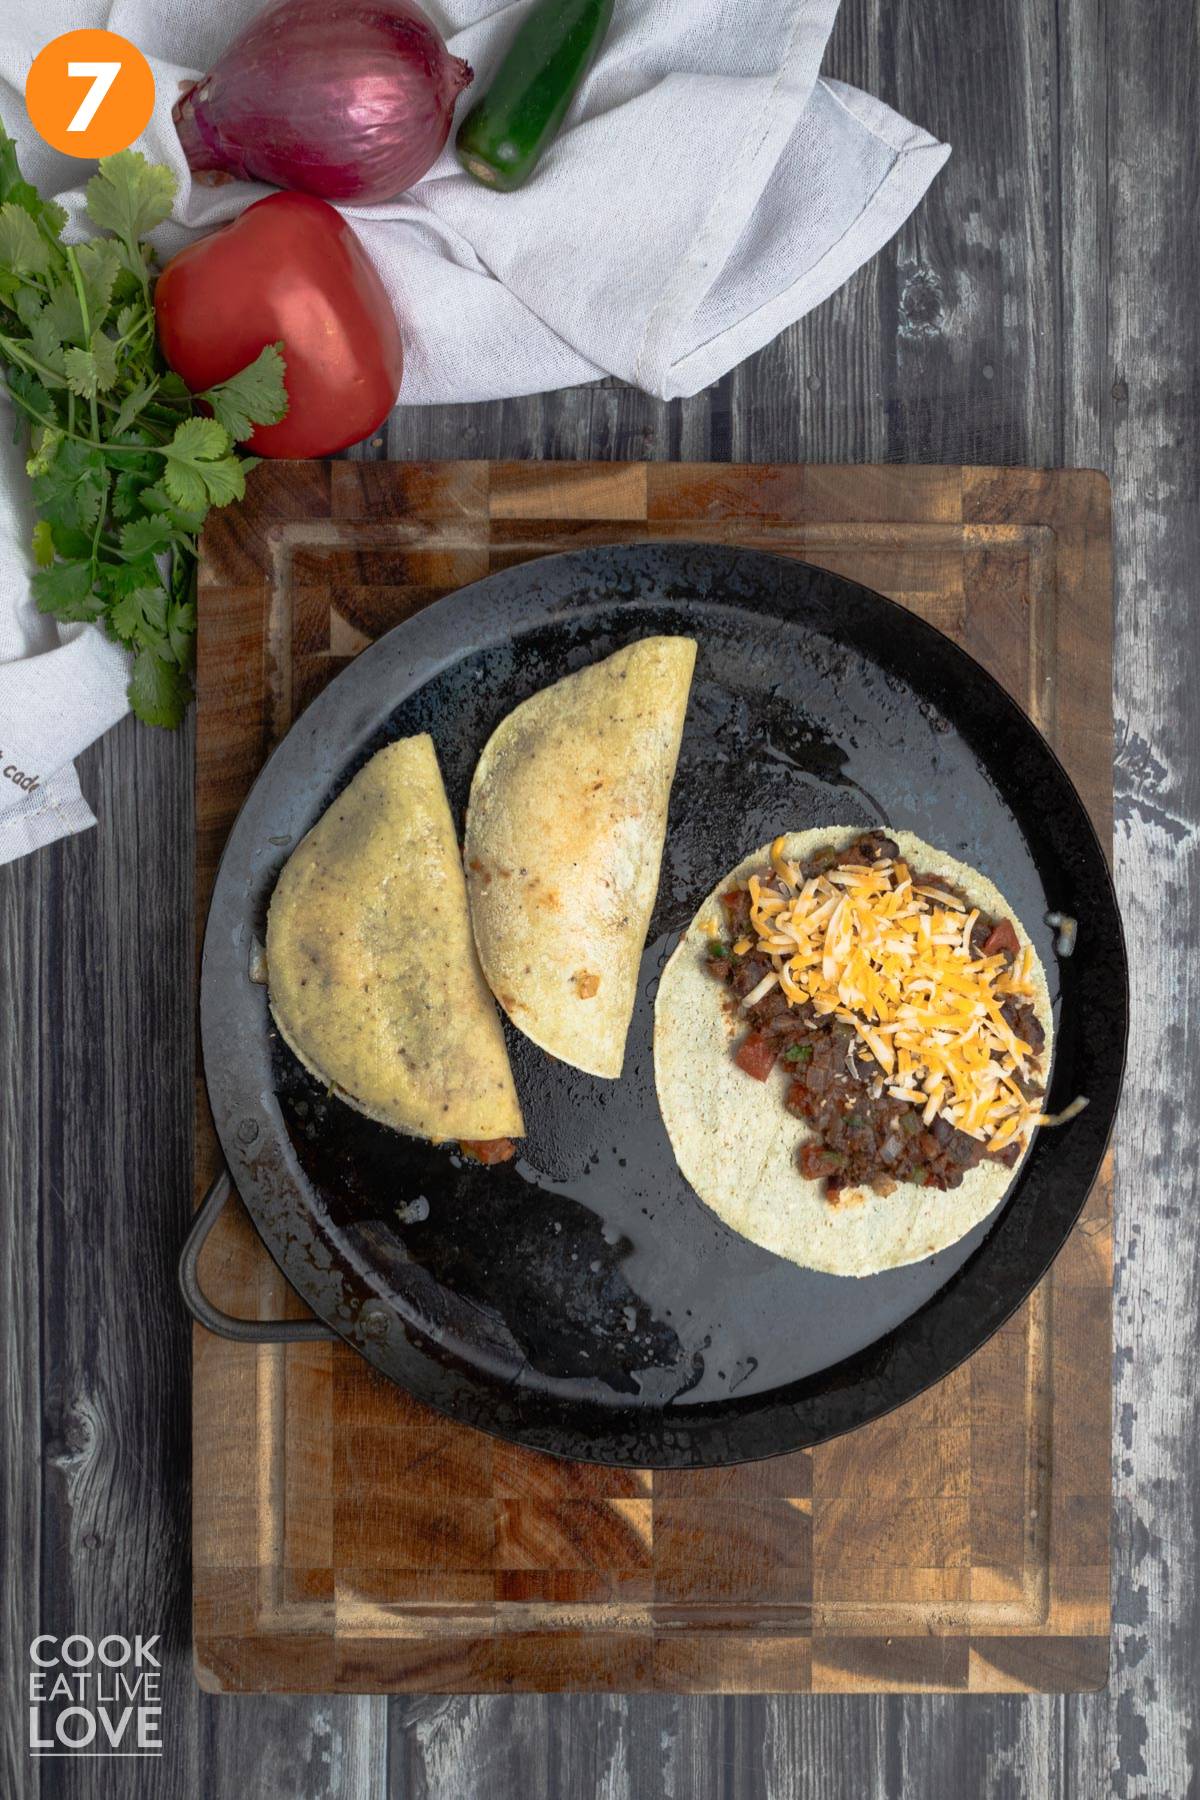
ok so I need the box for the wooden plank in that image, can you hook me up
[32,719,201,1798]
[1105,0,1200,1791]
[0,819,41,1800]
[200,1693,388,1794]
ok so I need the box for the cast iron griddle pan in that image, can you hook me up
[199,543,1127,1466]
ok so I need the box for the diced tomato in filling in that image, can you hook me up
[733,1031,778,1081]
[797,1143,845,1181]
[459,1137,518,1164]
[720,887,752,931]
[982,918,1020,958]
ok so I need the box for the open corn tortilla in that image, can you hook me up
[465,636,697,1079]
[653,828,1054,1276]
[267,734,524,1142]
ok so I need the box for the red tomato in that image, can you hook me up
[733,1031,778,1082]
[982,918,1020,958]
[154,193,403,458]
[459,1138,518,1165]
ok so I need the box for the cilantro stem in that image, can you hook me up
[169,543,195,609]
[1,341,164,437]
[29,210,68,272]
[5,380,97,446]
[112,316,150,352]
[133,239,152,315]
[63,245,100,440]
[89,469,110,576]
[5,371,166,453]
[0,271,52,301]
[0,331,65,388]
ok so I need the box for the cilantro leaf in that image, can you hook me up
[32,558,104,622]
[0,201,50,273]
[160,417,248,512]
[31,519,54,568]
[189,454,247,509]
[111,469,150,522]
[110,379,157,438]
[160,463,204,516]
[63,331,119,398]
[25,425,62,479]
[85,153,176,246]
[7,366,60,428]
[72,240,120,330]
[119,513,174,559]
[202,343,288,442]
[167,416,231,462]
[137,482,207,534]
[99,556,159,599]
[49,525,95,560]
[129,647,190,727]
[37,243,117,348]
[111,264,143,307]
[28,310,67,383]
[0,120,66,244]
[12,287,45,330]
[31,440,108,531]
[42,284,87,347]
[110,581,167,646]
[168,598,197,668]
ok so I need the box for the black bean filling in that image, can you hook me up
[706,832,1046,1200]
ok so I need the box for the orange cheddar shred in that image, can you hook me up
[744,853,1045,1148]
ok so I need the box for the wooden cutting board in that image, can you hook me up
[193,461,1112,1694]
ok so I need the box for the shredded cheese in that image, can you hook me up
[738,850,1047,1150]
[742,970,779,1009]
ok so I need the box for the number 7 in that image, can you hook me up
[66,61,122,132]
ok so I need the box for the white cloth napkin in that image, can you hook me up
[0,0,948,864]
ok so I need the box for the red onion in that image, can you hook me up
[173,0,473,205]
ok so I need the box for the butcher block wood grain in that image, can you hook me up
[193,460,1113,1695]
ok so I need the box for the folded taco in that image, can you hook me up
[465,635,697,1079]
[267,733,524,1150]
[654,827,1055,1276]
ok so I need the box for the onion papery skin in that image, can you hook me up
[173,0,473,204]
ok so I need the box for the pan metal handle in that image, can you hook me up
[179,1168,338,1343]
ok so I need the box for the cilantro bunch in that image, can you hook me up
[0,121,286,725]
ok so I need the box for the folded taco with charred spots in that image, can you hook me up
[464,635,697,1079]
[266,734,524,1162]
[653,827,1058,1276]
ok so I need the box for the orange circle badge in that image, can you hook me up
[26,29,155,159]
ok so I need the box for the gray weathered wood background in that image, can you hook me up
[2,0,1195,1793]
